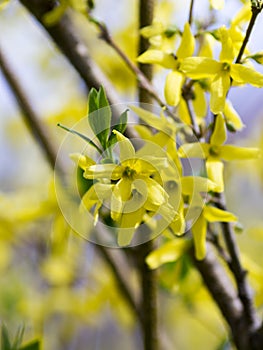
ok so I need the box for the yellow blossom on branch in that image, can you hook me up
[83,130,178,246]
[138,22,195,106]
[181,27,263,114]
[178,114,260,192]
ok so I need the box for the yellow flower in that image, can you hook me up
[138,23,195,106]
[83,130,178,246]
[181,27,263,113]
[192,205,237,260]
[166,175,217,236]
[178,114,260,192]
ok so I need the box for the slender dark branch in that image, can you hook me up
[134,2,159,349]
[207,225,231,265]
[93,19,165,108]
[191,244,252,350]
[135,241,159,350]
[91,18,184,124]
[182,80,201,137]
[235,4,263,64]
[216,193,260,332]
[0,46,62,174]
[184,97,200,138]
[138,0,155,104]
[188,0,195,26]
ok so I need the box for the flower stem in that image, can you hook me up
[188,0,195,26]
[235,4,262,64]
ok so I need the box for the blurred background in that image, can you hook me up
[1,0,263,349]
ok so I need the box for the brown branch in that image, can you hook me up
[235,4,263,64]
[215,194,260,333]
[93,19,165,108]
[138,0,155,104]
[191,244,252,350]
[134,240,159,350]
[188,0,195,26]
[91,17,184,124]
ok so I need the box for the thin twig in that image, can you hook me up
[215,193,260,332]
[93,19,165,107]
[135,1,159,349]
[182,80,201,137]
[207,225,231,265]
[184,97,200,138]
[235,4,263,64]
[188,0,195,26]
[138,0,155,104]
[91,18,183,123]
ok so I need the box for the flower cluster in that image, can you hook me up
[62,2,262,261]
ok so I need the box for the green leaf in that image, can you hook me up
[57,123,103,154]
[1,324,11,350]
[88,87,111,149]
[12,326,25,349]
[88,87,99,114]
[19,340,40,350]
[115,109,128,134]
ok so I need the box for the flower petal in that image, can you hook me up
[220,145,260,160]
[111,178,132,221]
[165,70,184,106]
[81,183,113,211]
[113,130,135,162]
[137,49,177,69]
[177,22,195,59]
[192,214,207,260]
[219,26,235,63]
[145,178,168,206]
[198,33,215,58]
[224,100,245,131]
[140,22,164,38]
[178,143,210,158]
[181,176,217,195]
[192,83,207,118]
[146,239,191,269]
[206,159,224,192]
[70,153,95,170]
[130,105,177,135]
[203,206,237,222]
[84,163,122,180]
[117,207,144,246]
[230,64,263,87]
[210,72,230,114]
[181,57,221,79]
[210,113,227,146]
